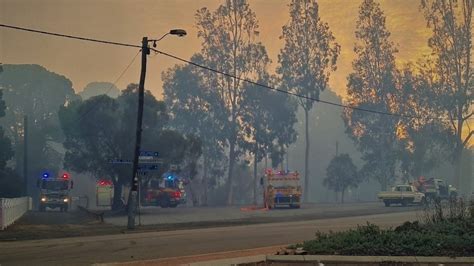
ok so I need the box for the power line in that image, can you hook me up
[75,50,140,123]
[0,23,141,123]
[1,23,471,122]
[153,49,474,122]
[0,23,140,49]
[151,48,445,121]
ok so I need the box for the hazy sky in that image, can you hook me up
[1,0,432,99]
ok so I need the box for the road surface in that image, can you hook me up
[0,210,420,266]
[105,202,418,226]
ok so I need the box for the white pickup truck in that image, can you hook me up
[377,185,426,207]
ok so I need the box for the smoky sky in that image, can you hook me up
[1,0,432,98]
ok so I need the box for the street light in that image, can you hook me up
[150,29,187,47]
[127,29,186,230]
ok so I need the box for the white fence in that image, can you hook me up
[0,197,32,230]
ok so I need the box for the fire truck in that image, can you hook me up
[37,171,73,212]
[263,169,302,209]
[142,172,186,208]
[412,176,457,201]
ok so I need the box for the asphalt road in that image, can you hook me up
[105,202,419,226]
[0,210,420,266]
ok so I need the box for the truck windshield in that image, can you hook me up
[41,180,68,190]
[268,179,299,188]
[395,186,411,192]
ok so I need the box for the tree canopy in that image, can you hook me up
[278,0,340,201]
[59,84,197,209]
[0,64,77,194]
[343,0,400,190]
[194,0,271,204]
[420,0,473,190]
[79,82,120,100]
[324,153,360,203]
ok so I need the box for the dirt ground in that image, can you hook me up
[0,210,119,241]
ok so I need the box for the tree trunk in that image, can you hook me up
[380,137,390,191]
[303,108,310,202]
[281,143,285,170]
[453,105,464,190]
[381,172,388,191]
[202,154,209,206]
[253,140,258,205]
[188,182,198,207]
[112,179,123,211]
[453,146,463,193]
[226,138,237,205]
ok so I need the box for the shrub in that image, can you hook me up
[299,200,474,256]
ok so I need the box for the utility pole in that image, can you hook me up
[23,115,28,196]
[126,30,185,229]
[127,37,149,229]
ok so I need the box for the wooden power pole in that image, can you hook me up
[23,115,28,196]
[127,37,149,229]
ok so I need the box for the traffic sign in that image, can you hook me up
[108,158,162,164]
[139,151,159,157]
[108,159,132,164]
[138,164,160,171]
[138,157,162,164]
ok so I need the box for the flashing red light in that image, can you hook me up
[62,173,69,179]
[172,191,181,198]
[98,180,113,186]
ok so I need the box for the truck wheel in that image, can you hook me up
[160,197,170,208]
[421,197,427,206]
[384,201,390,207]
[450,192,457,200]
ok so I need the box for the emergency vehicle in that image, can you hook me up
[37,171,73,212]
[143,172,186,208]
[263,169,302,209]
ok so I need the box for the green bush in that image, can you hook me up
[299,200,474,256]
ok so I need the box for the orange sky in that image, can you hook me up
[1,0,432,98]
[1,0,471,145]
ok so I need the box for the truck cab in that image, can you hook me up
[37,172,73,212]
[264,169,302,209]
[143,173,184,208]
[414,177,457,201]
[377,184,425,207]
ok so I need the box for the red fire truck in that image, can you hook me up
[142,173,186,208]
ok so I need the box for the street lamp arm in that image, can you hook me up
[150,33,170,44]
[149,29,187,46]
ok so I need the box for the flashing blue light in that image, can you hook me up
[42,172,50,178]
[167,175,173,180]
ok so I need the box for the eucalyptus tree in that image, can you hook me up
[278,0,340,201]
[420,0,473,189]
[241,74,297,204]
[343,0,400,190]
[194,0,270,204]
